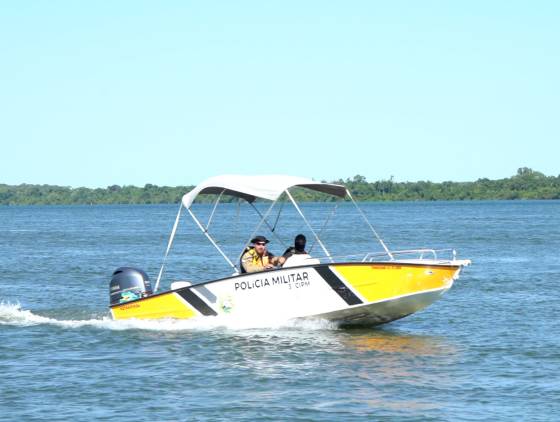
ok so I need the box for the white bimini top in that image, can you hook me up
[181,175,347,208]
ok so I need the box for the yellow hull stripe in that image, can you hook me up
[333,264,457,303]
[111,292,197,320]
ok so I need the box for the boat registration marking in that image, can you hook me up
[234,271,310,291]
[117,303,140,310]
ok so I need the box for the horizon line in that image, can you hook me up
[2,168,556,189]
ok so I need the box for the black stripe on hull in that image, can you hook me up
[177,289,218,316]
[315,266,363,306]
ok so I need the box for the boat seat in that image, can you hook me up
[283,254,320,268]
[170,281,192,290]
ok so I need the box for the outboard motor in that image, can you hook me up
[109,267,153,305]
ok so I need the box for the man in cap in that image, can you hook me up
[282,234,308,260]
[240,235,286,273]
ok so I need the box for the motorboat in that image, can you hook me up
[108,175,470,326]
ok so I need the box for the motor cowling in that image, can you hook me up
[110,267,153,305]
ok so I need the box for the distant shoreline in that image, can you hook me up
[1,168,558,205]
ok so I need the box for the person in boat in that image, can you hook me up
[282,234,308,259]
[281,234,317,267]
[240,235,286,273]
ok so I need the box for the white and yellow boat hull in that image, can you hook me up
[110,261,467,326]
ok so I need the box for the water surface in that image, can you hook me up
[1,201,558,420]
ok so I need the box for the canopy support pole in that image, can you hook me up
[308,202,338,255]
[187,207,239,274]
[154,202,183,293]
[346,190,394,259]
[249,202,287,248]
[237,199,279,266]
[206,189,224,231]
[285,190,333,263]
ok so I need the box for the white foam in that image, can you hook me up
[0,302,338,332]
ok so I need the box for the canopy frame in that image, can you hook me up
[153,176,393,292]
[308,202,338,255]
[285,189,333,263]
[249,202,287,248]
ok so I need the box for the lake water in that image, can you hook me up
[1,201,559,421]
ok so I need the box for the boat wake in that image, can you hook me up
[0,302,338,332]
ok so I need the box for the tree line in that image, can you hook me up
[1,168,559,206]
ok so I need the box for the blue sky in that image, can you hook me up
[1,1,558,187]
